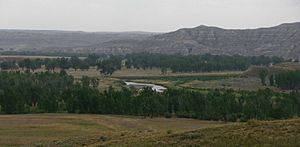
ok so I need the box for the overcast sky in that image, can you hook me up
[0,0,299,32]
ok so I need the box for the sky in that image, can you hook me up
[0,0,299,32]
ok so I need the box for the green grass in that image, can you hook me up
[121,74,240,89]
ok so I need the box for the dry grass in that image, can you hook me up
[112,67,242,78]
[244,62,300,78]
[0,115,296,147]
[104,118,300,147]
[0,114,225,146]
[181,77,279,91]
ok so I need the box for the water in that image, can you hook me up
[124,81,167,92]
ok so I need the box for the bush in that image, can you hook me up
[164,112,172,118]
[176,111,197,119]
[166,130,173,134]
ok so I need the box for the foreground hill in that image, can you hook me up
[130,119,299,147]
[37,117,300,147]
[4,114,298,146]
[0,114,225,146]
[1,22,300,58]
[97,118,300,147]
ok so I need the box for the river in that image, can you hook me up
[124,81,167,92]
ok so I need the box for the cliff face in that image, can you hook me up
[134,23,300,58]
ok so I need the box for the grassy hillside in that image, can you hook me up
[0,114,225,146]
[36,117,300,147]
[103,118,300,147]
[0,99,298,146]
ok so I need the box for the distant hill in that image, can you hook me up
[0,30,157,53]
[1,22,300,58]
[91,22,300,58]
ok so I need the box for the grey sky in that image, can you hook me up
[0,0,299,32]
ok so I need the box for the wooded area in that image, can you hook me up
[0,53,284,75]
[0,71,299,122]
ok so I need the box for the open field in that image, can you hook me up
[112,67,242,78]
[180,77,280,91]
[0,114,226,146]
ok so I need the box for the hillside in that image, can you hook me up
[80,22,300,58]
[114,118,300,147]
[1,22,300,58]
[45,118,300,147]
[100,22,300,58]
[0,114,225,146]
[0,30,156,53]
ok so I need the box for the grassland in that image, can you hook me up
[0,114,225,146]
[1,114,298,147]
[106,118,300,147]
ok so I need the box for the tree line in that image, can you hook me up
[0,53,285,75]
[273,71,300,90]
[257,69,300,90]
[124,53,284,73]
[0,55,99,72]
[0,71,299,122]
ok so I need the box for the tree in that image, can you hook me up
[57,57,70,70]
[23,58,31,71]
[259,68,268,86]
[0,61,14,70]
[45,59,57,71]
[79,61,90,71]
[269,74,275,86]
[161,67,167,75]
[85,54,99,67]
[97,56,122,76]
[275,71,300,90]
[70,56,81,71]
